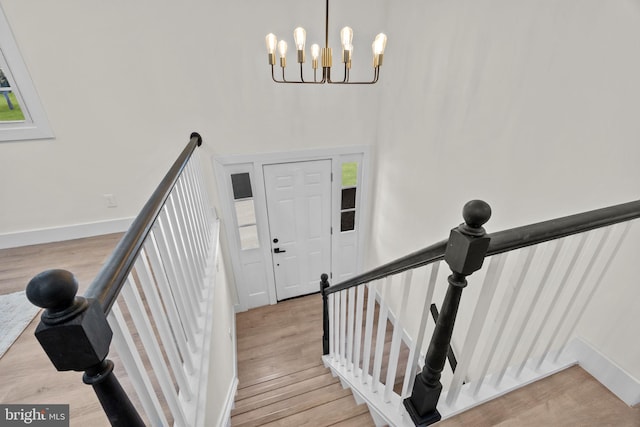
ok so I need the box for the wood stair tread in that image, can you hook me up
[235,364,330,401]
[231,381,355,426]
[259,394,374,427]
[233,370,340,415]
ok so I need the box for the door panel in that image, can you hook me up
[263,160,332,300]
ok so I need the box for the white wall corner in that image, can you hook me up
[567,337,640,406]
[0,217,133,249]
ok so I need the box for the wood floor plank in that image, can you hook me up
[438,365,640,427]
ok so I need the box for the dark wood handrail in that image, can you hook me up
[325,199,640,295]
[84,132,203,313]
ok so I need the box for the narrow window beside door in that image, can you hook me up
[340,162,358,232]
[231,172,260,250]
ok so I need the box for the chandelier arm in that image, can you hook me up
[300,63,306,83]
[271,65,284,83]
[327,67,380,85]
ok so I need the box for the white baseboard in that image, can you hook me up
[568,337,640,406]
[0,218,133,249]
[219,377,238,427]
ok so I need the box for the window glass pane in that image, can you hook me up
[235,199,256,226]
[239,225,260,250]
[341,162,358,187]
[0,68,24,122]
[231,173,253,199]
[341,188,356,210]
[341,210,355,232]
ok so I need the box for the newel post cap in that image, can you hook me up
[444,200,492,276]
[26,269,112,372]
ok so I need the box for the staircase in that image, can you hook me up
[231,294,375,426]
[23,132,640,426]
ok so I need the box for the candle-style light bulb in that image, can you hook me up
[373,33,387,55]
[265,33,277,65]
[372,33,387,67]
[340,27,353,50]
[293,27,306,63]
[310,43,320,70]
[340,27,354,65]
[278,40,288,68]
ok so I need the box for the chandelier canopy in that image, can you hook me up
[265,0,387,84]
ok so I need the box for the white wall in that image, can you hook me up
[0,0,386,237]
[370,0,640,382]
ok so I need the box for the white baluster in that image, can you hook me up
[401,261,440,400]
[446,253,507,405]
[372,276,392,393]
[153,218,199,349]
[384,270,412,403]
[361,280,378,385]
[328,293,335,357]
[494,240,563,385]
[347,287,356,371]
[175,178,203,287]
[546,227,611,364]
[134,248,193,400]
[340,289,347,366]
[166,195,202,310]
[121,276,189,427]
[178,172,204,265]
[108,302,169,427]
[333,291,340,362]
[554,222,632,361]
[534,232,591,369]
[353,284,365,378]
[144,235,195,372]
[472,245,537,395]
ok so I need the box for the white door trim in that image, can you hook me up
[213,145,371,311]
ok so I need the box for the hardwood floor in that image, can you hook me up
[0,234,123,427]
[232,294,375,426]
[439,365,640,427]
[1,234,639,426]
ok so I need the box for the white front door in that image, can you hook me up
[263,160,332,300]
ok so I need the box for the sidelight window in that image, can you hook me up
[231,172,260,250]
[340,162,358,232]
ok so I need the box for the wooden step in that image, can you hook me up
[233,370,340,415]
[235,364,329,401]
[259,394,374,426]
[231,381,356,426]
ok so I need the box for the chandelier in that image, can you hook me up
[265,0,387,84]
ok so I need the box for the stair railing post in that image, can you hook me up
[26,269,145,427]
[320,273,330,355]
[404,200,492,426]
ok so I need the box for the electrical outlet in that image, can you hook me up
[104,194,117,208]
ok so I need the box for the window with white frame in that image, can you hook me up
[0,6,53,142]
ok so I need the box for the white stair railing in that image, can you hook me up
[26,133,230,427]
[322,200,639,427]
[107,149,220,427]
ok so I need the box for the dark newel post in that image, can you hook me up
[26,269,145,427]
[404,200,492,426]
[320,273,330,355]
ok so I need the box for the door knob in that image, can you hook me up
[274,248,286,253]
